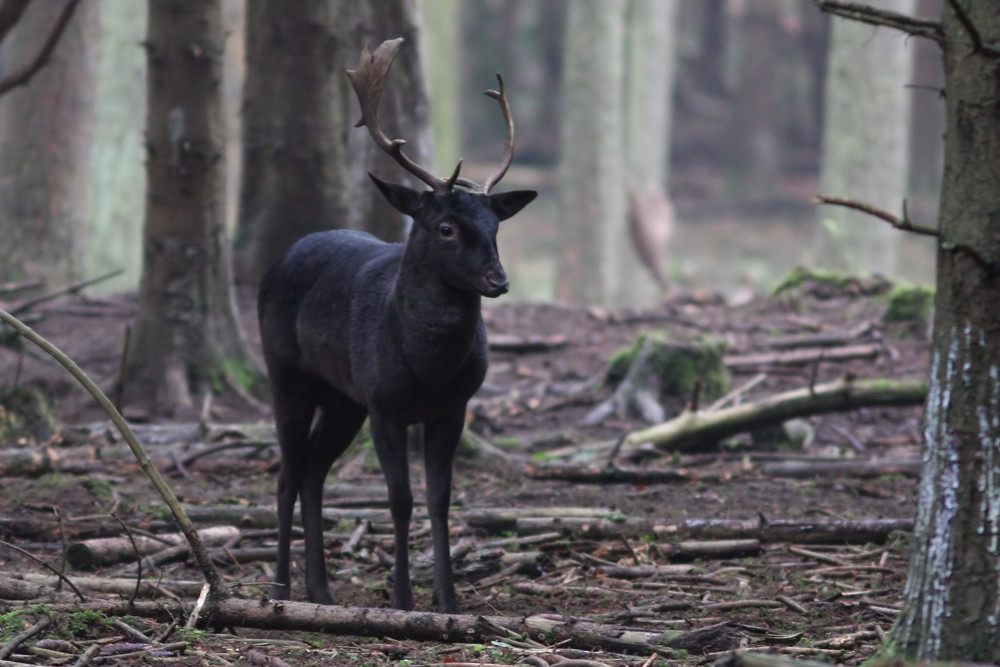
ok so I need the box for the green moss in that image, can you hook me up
[81,477,115,506]
[607,330,730,403]
[56,610,107,639]
[884,284,934,323]
[771,266,893,299]
[0,384,60,445]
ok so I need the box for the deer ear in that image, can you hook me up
[369,173,424,216]
[490,190,537,221]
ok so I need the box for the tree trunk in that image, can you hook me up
[816,0,916,277]
[556,0,626,306]
[727,0,782,199]
[236,0,432,286]
[234,0,354,286]
[124,0,259,416]
[884,2,1000,661]
[622,0,678,304]
[348,0,434,242]
[420,0,461,174]
[0,0,97,289]
[87,0,148,295]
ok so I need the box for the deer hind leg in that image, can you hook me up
[299,388,367,604]
[269,376,319,601]
[423,412,464,613]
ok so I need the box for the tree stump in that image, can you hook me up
[0,384,59,445]
[585,331,730,424]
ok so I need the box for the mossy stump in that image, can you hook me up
[0,384,60,445]
[586,331,730,424]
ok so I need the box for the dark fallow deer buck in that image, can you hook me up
[258,38,536,613]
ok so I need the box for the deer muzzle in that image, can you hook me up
[481,266,509,298]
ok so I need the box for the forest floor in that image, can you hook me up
[0,275,930,666]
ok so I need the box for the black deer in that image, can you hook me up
[257,38,536,613]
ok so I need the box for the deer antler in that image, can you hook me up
[482,74,515,194]
[347,38,456,193]
[347,39,517,195]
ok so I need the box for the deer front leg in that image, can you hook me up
[423,413,464,613]
[369,412,414,610]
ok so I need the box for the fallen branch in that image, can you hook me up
[611,377,926,457]
[465,512,912,544]
[724,343,881,371]
[30,597,745,656]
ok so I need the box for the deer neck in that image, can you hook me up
[393,258,482,336]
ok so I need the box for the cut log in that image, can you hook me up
[66,525,240,570]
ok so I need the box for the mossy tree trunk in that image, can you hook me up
[124,0,260,416]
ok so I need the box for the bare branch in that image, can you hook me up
[816,195,1000,275]
[814,0,944,46]
[945,0,1000,57]
[0,0,82,97]
[814,195,940,238]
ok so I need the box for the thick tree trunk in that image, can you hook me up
[0,0,97,289]
[235,0,354,286]
[556,0,626,306]
[125,0,259,415]
[236,0,432,286]
[885,2,1000,661]
[816,0,915,277]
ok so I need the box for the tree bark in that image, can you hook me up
[124,0,260,415]
[622,0,679,304]
[556,0,626,306]
[235,0,354,285]
[884,1,1000,661]
[816,0,916,276]
[0,0,97,289]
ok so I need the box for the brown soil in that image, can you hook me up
[0,280,928,666]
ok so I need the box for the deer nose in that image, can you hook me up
[484,268,509,297]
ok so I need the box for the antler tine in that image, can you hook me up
[482,73,515,194]
[347,38,454,193]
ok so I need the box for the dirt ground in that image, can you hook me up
[0,276,929,666]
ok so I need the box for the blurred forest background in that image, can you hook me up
[0,0,942,306]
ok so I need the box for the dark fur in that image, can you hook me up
[258,174,536,612]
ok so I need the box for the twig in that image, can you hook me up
[0,540,86,602]
[11,268,125,315]
[0,0,84,96]
[814,195,939,238]
[0,616,51,660]
[111,512,143,605]
[813,0,944,45]
[816,195,999,274]
[114,324,131,412]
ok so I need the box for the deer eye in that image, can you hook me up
[438,222,455,239]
